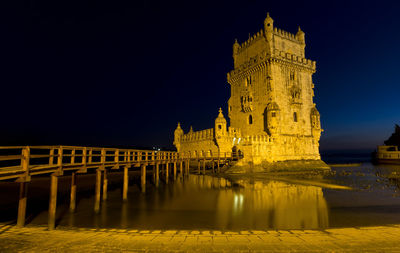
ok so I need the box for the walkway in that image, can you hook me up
[0,224,399,252]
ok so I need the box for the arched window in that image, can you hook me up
[293,112,298,122]
[249,115,253,124]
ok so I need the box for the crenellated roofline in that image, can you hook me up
[227,49,316,84]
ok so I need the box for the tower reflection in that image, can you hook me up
[215,178,328,230]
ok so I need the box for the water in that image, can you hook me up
[2,157,400,230]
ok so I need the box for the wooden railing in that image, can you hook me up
[0,145,233,230]
[0,146,181,181]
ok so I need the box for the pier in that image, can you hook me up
[0,146,233,230]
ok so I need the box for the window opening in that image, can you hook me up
[249,115,253,124]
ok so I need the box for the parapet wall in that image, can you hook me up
[236,29,265,54]
[273,49,316,70]
[273,27,298,42]
[227,48,315,84]
[181,128,214,142]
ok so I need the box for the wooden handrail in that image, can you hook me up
[0,145,233,181]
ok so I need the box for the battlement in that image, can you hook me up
[235,26,302,54]
[227,48,315,83]
[235,26,303,55]
[232,14,308,71]
[181,128,214,142]
[273,27,299,42]
[273,49,316,70]
[236,29,265,54]
[242,135,274,145]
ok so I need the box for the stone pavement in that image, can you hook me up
[0,224,400,252]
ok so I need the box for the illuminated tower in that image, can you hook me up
[174,13,325,168]
[227,13,322,163]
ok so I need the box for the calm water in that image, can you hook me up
[19,161,400,230]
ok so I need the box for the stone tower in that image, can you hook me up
[226,13,322,164]
[174,13,325,170]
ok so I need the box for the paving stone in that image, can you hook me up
[183,236,197,244]
[277,230,292,234]
[197,236,213,242]
[212,236,228,243]
[170,236,186,242]
[251,230,267,235]
[201,230,211,235]
[164,230,177,235]
[1,225,400,252]
[224,231,239,235]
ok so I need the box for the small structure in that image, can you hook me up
[374,124,400,164]
[173,108,241,159]
[375,145,400,164]
[174,14,327,170]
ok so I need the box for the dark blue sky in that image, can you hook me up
[1,0,399,151]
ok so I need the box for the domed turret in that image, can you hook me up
[296,26,305,44]
[215,108,227,137]
[265,102,280,135]
[264,12,274,42]
[311,107,321,141]
[233,39,240,65]
[173,122,184,151]
[233,39,239,56]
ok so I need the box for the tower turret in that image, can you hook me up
[310,107,322,141]
[265,102,281,135]
[264,12,274,55]
[296,26,305,44]
[173,122,184,151]
[215,108,227,138]
[233,39,240,66]
[264,12,274,42]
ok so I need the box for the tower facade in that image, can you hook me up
[226,13,322,164]
[174,14,323,167]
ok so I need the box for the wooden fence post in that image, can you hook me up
[173,162,177,180]
[48,174,58,230]
[94,169,101,213]
[102,169,108,201]
[165,163,169,184]
[17,147,30,227]
[69,172,77,212]
[123,166,128,201]
[141,164,146,193]
[17,181,28,227]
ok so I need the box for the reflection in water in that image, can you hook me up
[30,174,328,230]
[215,180,328,229]
[20,162,400,230]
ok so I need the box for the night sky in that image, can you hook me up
[2,0,400,151]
